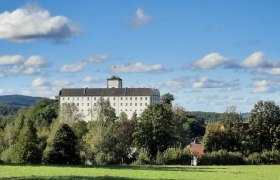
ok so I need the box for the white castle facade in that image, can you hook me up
[59,76,161,121]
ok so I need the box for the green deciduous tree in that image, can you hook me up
[161,93,175,105]
[44,124,80,164]
[249,101,280,152]
[203,106,243,152]
[83,97,118,164]
[133,104,176,158]
[10,120,41,163]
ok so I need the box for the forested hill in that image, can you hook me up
[0,95,46,107]
[187,111,250,123]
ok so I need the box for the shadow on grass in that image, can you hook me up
[0,164,227,173]
[91,165,226,172]
[0,176,136,180]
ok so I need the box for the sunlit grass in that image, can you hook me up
[0,164,279,179]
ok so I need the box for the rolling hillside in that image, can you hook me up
[0,95,46,107]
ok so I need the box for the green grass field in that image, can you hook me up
[0,164,279,180]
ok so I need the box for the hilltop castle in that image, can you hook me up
[59,76,161,121]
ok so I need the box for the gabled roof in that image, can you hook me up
[59,88,158,97]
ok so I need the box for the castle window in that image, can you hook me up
[130,103,132,106]
[140,97,142,100]
[77,103,79,106]
[135,97,137,100]
[125,103,128,106]
[87,97,89,100]
[113,103,116,106]
[87,103,90,106]
[145,97,147,100]
[140,103,142,106]
[130,97,132,100]
[113,97,115,100]
[121,97,123,100]
[145,103,148,106]
[135,103,137,106]
[120,103,123,106]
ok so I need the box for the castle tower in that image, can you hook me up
[107,76,122,88]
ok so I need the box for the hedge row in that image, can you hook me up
[132,149,280,165]
[198,150,244,165]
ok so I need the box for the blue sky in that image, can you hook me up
[0,0,280,112]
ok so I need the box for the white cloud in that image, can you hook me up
[0,55,49,76]
[81,76,102,83]
[194,53,228,69]
[31,77,71,96]
[0,4,79,42]
[59,61,87,73]
[88,54,109,63]
[131,8,151,28]
[24,55,47,66]
[191,76,238,90]
[111,62,165,73]
[253,80,269,93]
[241,51,264,68]
[258,68,280,75]
[192,77,208,88]
[51,80,71,87]
[0,55,23,65]
[32,77,46,87]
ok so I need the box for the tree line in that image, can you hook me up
[0,93,279,165]
[0,93,204,165]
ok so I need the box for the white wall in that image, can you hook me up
[60,93,161,121]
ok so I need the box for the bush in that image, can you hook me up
[247,152,262,164]
[132,149,151,165]
[247,150,280,164]
[0,148,12,163]
[198,150,244,165]
[95,152,117,165]
[156,148,192,165]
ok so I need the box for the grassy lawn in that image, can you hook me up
[0,164,279,180]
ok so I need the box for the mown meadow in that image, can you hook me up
[0,164,279,180]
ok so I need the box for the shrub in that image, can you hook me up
[95,152,117,165]
[247,152,262,165]
[156,148,192,165]
[132,149,151,165]
[198,150,244,165]
[247,150,280,164]
[0,148,12,163]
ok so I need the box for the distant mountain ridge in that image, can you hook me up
[0,95,46,107]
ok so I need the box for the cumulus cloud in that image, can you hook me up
[32,77,46,87]
[240,52,264,68]
[110,62,165,73]
[31,77,71,95]
[191,76,238,90]
[0,55,23,65]
[59,61,87,73]
[88,54,109,63]
[0,4,79,42]
[194,53,228,70]
[81,76,103,83]
[131,8,151,28]
[257,67,280,75]
[253,80,269,93]
[0,55,49,77]
[51,80,71,87]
